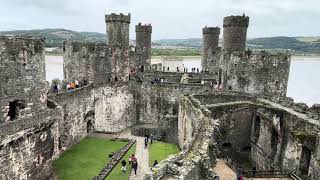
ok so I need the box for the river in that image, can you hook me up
[46,55,320,106]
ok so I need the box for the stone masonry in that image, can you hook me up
[0,12,320,180]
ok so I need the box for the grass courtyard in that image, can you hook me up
[149,140,180,167]
[53,137,132,180]
[107,144,136,180]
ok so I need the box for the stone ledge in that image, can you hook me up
[93,139,136,180]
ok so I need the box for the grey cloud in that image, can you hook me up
[0,0,319,39]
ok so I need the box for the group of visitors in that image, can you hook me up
[191,67,199,73]
[151,78,163,84]
[67,80,79,92]
[121,154,138,175]
[144,134,154,148]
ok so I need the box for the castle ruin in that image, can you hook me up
[0,13,320,180]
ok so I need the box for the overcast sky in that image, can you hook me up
[1,0,319,40]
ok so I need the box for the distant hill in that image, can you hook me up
[0,29,106,48]
[0,29,319,55]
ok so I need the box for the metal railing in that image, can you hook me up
[223,155,297,179]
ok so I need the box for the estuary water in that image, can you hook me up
[46,55,320,106]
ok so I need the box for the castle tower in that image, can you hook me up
[0,36,47,123]
[105,13,131,48]
[135,23,152,72]
[202,27,220,72]
[223,15,249,52]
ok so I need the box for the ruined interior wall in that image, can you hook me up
[136,83,212,142]
[250,108,283,170]
[281,114,320,180]
[146,95,218,180]
[178,96,208,149]
[218,107,253,161]
[94,84,135,133]
[48,86,94,149]
[0,37,47,123]
[220,51,290,101]
[63,41,97,84]
[0,109,60,180]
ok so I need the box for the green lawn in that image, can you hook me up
[149,141,180,167]
[53,137,127,180]
[107,145,136,180]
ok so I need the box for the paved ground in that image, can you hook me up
[129,136,149,180]
[213,159,292,180]
[214,159,237,180]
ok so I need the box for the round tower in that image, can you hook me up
[202,27,220,50]
[202,27,220,72]
[135,23,152,72]
[105,13,131,48]
[223,15,249,52]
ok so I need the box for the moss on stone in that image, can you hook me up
[292,131,317,142]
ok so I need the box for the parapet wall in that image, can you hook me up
[48,85,94,149]
[0,108,60,180]
[202,27,220,34]
[105,13,131,23]
[223,15,250,27]
[135,24,152,33]
[0,36,47,123]
[63,41,131,84]
[221,51,291,101]
[63,41,98,84]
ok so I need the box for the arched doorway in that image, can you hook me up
[87,120,94,133]
[299,146,311,176]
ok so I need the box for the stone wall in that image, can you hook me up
[94,84,136,133]
[223,15,249,52]
[220,51,291,101]
[202,27,220,73]
[0,108,60,180]
[48,85,94,149]
[135,83,213,142]
[145,95,218,180]
[134,24,152,72]
[105,13,130,48]
[63,41,97,84]
[0,36,47,123]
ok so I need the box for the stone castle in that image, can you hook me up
[0,13,319,180]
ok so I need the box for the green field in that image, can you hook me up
[53,137,127,180]
[107,145,136,180]
[149,141,180,167]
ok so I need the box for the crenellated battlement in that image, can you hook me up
[223,15,250,27]
[202,27,220,34]
[135,23,152,33]
[105,13,131,23]
[0,35,45,55]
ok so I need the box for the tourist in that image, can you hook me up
[153,160,158,167]
[53,84,58,93]
[197,68,199,73]
[131,154,138,175]
[70,82,76,89]
[150,133,153,144]
[144,136,148,148]
[121,159,127,174]
[75,79,79,88]
[83,78,88,85]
